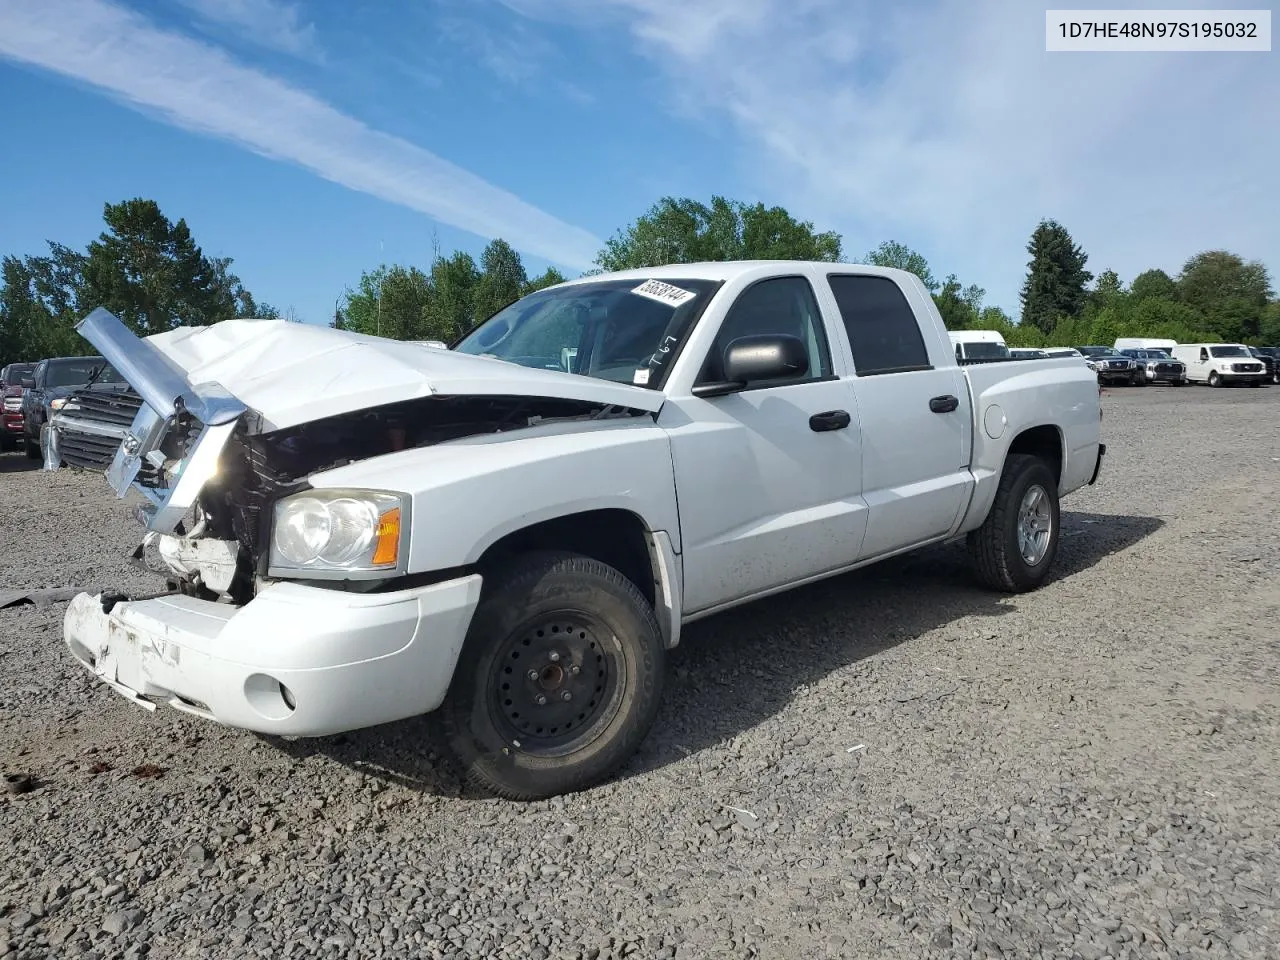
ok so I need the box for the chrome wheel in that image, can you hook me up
[1017,484,1053,566]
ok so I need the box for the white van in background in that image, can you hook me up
[1114,337,1177,355]
[949,329,1010,361]
[1172,343,1269,387]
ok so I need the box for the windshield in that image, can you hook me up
[3,363,36,387]
[1208,345,1249,358]
[45,359,124,388]
[454,278,720,388]
[960,341,1009,359]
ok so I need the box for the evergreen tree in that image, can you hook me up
[1019,219,1093,334]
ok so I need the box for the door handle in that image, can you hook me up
[929,395,959,413]
[809,409,851,432]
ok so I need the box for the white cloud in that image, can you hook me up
[0,0,602,271]
[177,0,321,59]
[503,0,1280,311]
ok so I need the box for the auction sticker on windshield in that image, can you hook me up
[631,279,697,307]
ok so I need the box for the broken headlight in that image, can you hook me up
[267,490,408,579]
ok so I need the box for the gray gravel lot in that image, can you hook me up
[1,385,1278,960]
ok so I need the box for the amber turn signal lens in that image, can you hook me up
[371,507,401,566]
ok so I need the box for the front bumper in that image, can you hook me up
[1220,373,1267,384]
[1,412,23,436]
[64,574,483,737]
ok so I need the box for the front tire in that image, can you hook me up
[1208,371,1221,387]
[438,550,665,801]
[968,454,1061,593]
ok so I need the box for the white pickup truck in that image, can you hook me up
[64,261,1105,800]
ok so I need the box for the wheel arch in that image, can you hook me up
[1004,423,1064,488]
[475,508,683,649]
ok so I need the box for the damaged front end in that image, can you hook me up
[77,308,649,606]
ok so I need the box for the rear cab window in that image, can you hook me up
[825,274,932,376]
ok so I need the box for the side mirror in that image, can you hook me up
[693,334,809,398]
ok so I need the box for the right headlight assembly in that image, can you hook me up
[268,489,409,579]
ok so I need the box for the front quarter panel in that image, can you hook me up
[307,418,680,574]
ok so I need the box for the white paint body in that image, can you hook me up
[64,261,1104,738]
[1114,337,1176,353]
[1172,343,1268,385]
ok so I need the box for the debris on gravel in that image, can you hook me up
[1,388,1278,959]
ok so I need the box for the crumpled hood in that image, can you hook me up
[142,319,665,431]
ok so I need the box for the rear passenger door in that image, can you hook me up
[824,273,975,560]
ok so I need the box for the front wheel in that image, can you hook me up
[968,454,1061,593]
[1208,371,1222,387]
[438,550,665,800]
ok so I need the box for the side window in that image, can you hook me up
[827,274,932,377]
[34,362,46,387]
[698,276,832,386]
[1199,348,1209,362]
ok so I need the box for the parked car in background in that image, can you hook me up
[1247,346,1277,384]
[1076,347,1140,386]
[1009,348,1049,360]
[0,362,36,451]
[49,383,145,470]
[1118,348,1187,386]
[1114,337,1177,354]
[949,329,1010,361]
[1042,347,1087,361]
[19,356,126,458]
[1172,343,1268,387]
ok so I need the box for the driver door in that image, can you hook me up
[659,275,867,615]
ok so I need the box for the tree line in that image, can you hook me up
[3,195,1277,365]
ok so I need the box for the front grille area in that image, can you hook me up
[73,389,143,427]
[57,389,144,470]
[1234,363,1263,373]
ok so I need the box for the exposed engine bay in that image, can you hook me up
[133,394,645,604]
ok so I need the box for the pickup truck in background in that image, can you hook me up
[63,261,1105,800]
[1117,348,1187,386]
[19,356,126,458]
[0,362,36,451]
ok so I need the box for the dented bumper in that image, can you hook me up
[63,575,482,737]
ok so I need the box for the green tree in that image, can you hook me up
[523,267,567,295]
[596,195,841,271]
[0,247,93,360]
[1261,301,1280,345]
[1176,250,1272,342]
[1019,219,1093,334]
[933,274,978,330]
[862,240,938,293]
[1129,268,1176,303]
[473,239,528,324]
[426,251,482,341]
[1086,268,1124,319]
[79,198,269,335]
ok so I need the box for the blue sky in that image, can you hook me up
[0,0,1276,327]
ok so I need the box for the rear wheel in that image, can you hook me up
[438,550,665,800]
[968,454,1061,593]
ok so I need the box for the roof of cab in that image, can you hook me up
[556,260,918,286]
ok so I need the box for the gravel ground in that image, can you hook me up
[1,385,1278,960]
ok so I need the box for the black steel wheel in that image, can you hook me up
[438,550,664,800]
[489,612,624,758]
